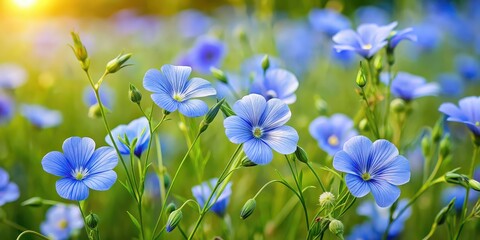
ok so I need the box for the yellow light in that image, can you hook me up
[13,0,37,8]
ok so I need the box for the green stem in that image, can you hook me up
[285,155,310,231]
[383,62,394,139]
[361,87,380,139]
[306,162,326,192]
[16,230,49,240]
[2,219,28,232]
[78,201,92,240]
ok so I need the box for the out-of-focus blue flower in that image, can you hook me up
[0,94,14,124]
[412,23,443,52]
[357,199,412,238]
[41,204,84,240]
[381,72,440,101]
[224,94,299,165]
[308,8,351,36]
[241,54,282,78]
[215,72,250,102]
[347,222,378,240]
[0,63,27,89]
[309,114,358,156]
[333,136,410,207]
[83,85,114,109]
[455,54,480,82]
[143,64,217,117]
[192,178,232,216]
[189,36,226,74]
[0,168,19,206]
[106,117,150,158]
[20,104,62,129]
[439,96,480,137]
[250,68,299,104]
[333,22,397,59]
[388,28,417,50]
[42,137,118,201]
[437,73,464,97]
[355,6,390,25]
[174,51,194,67]
[405,145,425,173]
[175,10,212,38]
[330,47,357,67]
[145,172,160,200]
[441,186,479,211]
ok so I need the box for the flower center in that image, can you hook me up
[362,44,373,50]
[361,172,371,181]
[173,93,183,102]
[253,127,263,138]
[72,167,88,181]
[328,135,339,146]
[58,219,68,229]
[265,90,277,100]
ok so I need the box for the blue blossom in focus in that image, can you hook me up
[106,117,150,157]
[40,204,84,240]
[143,64,217,117]
[333,136,410,207]
[192,178,232,216]
[189,36,226,74]
[308,8,351,36]
[224,94,299,164]
[0,63,27,89]
[309,114,358,156]
[437,73,464,97]
[42,137,118,201]
[20,104,62,128]
[0,168,20,206]
[381,72,440,101]
[83,84,114,109]
[0,94,14,124]
[355,6,390,25]
[333,22,397,59]
[439,96,480,137]
[455,54,480,82]
[250,68,299,104]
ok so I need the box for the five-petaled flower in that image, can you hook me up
[224,94,299,165]
[106,117,150,158]
[333,136,410,207]
[381,72,440,101]
[143,64,217,117]
[250,68,299,104]
[41,204,84,240]
[42,137,118,201]
[309,114,358,156]
[439,96,480,137]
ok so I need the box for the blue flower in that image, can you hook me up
[357,199,412,237]
[388,28,417,50]
[347,222,377,240]
[40,204,84,240]
[437,73,464,97]
[144,172,160,200]
[250,68,299,104]
[143,64,217,117]
[83,85,114,108]
[175,10,212,38]
[439,96,480,137]
[20,104,62,128]
[412,23,443,52]
[224,94,299,164]
[333,136,410,207]
[308,8,351,36]
[309,114,358,156]
[355,6,390,25]
[381,72,440,101]
[189,36,226,74]
[192,178,232,216]
[41,137,118,201]
[333,22,397,59]
[0,168,20,206]
[0,63,27,89]
[0,94,14,124]
[455,54,480,82]
[442,186,479,211]
[106,117,150,158]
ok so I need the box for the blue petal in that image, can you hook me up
[309,117,330,141]
[86,147,118,174]
[178,99,209,117]
[42,151,71,177]
[151,93,179,113]
[333,150,360,175]
[1,183,19,203]
[412,83,440,98]
[345,174,370,197]
[161,65,190,93]
[243,139,273,165]
[374,156,410,185]
[62,137,95,170]
[439,103,465,120]
[343,136,372,173]
[129,117,151,156]
[105,125,130,154]
[260,98,291,130]
[83,170,117,191]
[264,69,299,99]
[368,139,399,174]
[143,69,171,94]
[333,29,361,47]
[224,116,253,144]
[459,96,480,122]
[262,126,299,154]
[233,94,267,126]
[183,77,217,99]
[56,178,89,201]
[368,180,400,207]
[357,24,380,44]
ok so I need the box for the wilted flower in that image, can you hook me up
[143,64,217,117]
[189,36,226,74]
[106,117,150,157]
[333,136,410,207]
[192,178,232,216]
[42,137,118,201]
[224,94,299,164]
[40,204,84,240]
[381,72,440,101]
[0,94,14,124]
[309,114,358,156]
[308,8,351,36]
[439,96,480,137]
[0,63,27,89]
[20,104,62,128]
[0,168,19,206]
[250,68,299,104]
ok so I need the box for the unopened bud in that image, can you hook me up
[261,55,270,72]
[356,66,367,88]
[166,209,183,232]
[439,135,451,157]
[106,53,132,74]
[314,98,328,115]
[85,213,99,229]
[88,103,103,118]
[221,102,235,117]
[294,146,309,164]
[329,219,344,239]
[129,84,142,104]
[211,67,228,84]
[359,118,369,132]
[432,120,443,143]
[469,179,480,191]
[241,157,257,167]
[445,172,469,187]
[199,99,225,134]
[435,198,455,225]
[374,56,383,73]
[70,32,88,61]
[390,98,406,113]
[166,203,177,215]
[319,192,336,208]
[421,135,431,157]
[240,199,256,220]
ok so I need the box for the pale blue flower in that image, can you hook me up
[41,204,84,240]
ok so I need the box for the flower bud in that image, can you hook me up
[435,198,455,225]
[240,199,256,220]
[314,98,328,115]
[294,146,309,164]
[329,219,344,239]
[421,135,431,157]
[88,103,103,118]
[390,98,406,113]
[70,32,88,62]
[387,48,395,65]
[166,203,177,215]
[85,213,99,229]
[199,99,225,134]
[432,120,443,143]
[356,67,367,88]
[166,209,183,232]
[129,84,142,104]
[445,172,469,188]
[211,67,228,84]
[241,157,257,167]
[318,192,336,208]
[469,179,480,192]
[261,55,270,72]
[374,56,383,73]
[21,197,44,207]
[221,101,235,117]
[163,172,171,190]
[439,135,451,157]
[106,53,132,74]
[359,118,369,132]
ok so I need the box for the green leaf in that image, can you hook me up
[126,211,141,232]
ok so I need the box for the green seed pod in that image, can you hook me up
[85,213,99,229]
[240,199,256,220]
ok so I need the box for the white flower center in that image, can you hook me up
[173,93,184,102]
[72,167,88,180]
[253,127,263,138]
[362,44,373,50]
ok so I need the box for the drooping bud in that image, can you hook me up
[240,199,256,220]
[106,53,132,74]
[211,67,228,84]
[294,146,309,164]
[241,157,257,167]
[85,213,99,229]
[356,63,367,88]
[318,192,336,209]
[199,98,225,134]
[261,55,270,72]
[21,197,44,207]
[129,84,142,104]
[439,135,451,157]
[390,98,406,113]
[166,203,177,215]
[435,198,455,225]
[469,179,480,191]
[329,219,344,239]
[166,209,183,232]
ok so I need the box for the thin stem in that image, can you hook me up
[77,202,91,240]
[306,162,326,192]
[361,87,380,139]
[16,230,49,240]
[383,62,394,139]
[253,180,284,199]
[155,135,166,209]
[285,155,310,231]
[2,219,28,232]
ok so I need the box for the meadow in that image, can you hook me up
[1,0,480,239]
